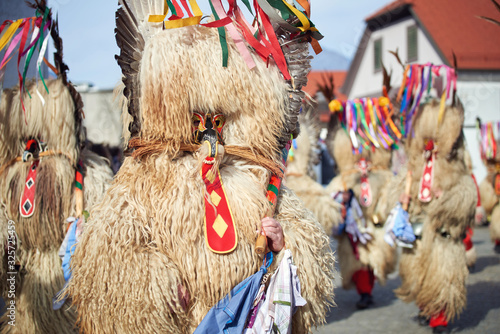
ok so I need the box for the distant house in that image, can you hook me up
[303,70,347,124]
[75,84,123,147]
[341,0,500,183]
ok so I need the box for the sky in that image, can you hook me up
[50,0,390,89]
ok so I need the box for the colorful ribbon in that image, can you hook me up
[329,97,401,153]
[397,63,458,138]
[0,8,52,118]
[147,0,323,79]
[479,121,499,160]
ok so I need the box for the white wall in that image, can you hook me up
[349,17,443,99]
[459,80,500,183]
[80,90,123,147]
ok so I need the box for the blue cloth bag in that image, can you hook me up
[194,253,273,334]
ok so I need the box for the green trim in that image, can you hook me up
[274,301,292,306]
[267,183,279,195]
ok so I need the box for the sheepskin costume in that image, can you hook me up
[477,121,500,247]
[285,100,342,235]
[325,107,397,293]
[376,98,476,322]
[0,5,113,332]
[462,150,478,268]
[66,1,335,333]
[0,81,113,333]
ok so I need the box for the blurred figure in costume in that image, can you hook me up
[0,1,113,332]
[66,0,335,333]
[477,118,500,253]
[463,150,479,269]
[325,92,400,309]
[285,97,342,235]
[377,63,476,334]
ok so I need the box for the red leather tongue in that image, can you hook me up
[359,174,372,207]
[20,160,39,217]
[201,158,238,254]
[357,158,372,207]
[419,152,434,202]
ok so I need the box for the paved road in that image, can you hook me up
[314,226,500,334]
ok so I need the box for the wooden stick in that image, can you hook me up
[255,234,268,255]
[255,208,274,255]
[403,171,412,211]
[254,141,291,254]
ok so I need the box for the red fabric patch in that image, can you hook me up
[429,311,448,328]
[471,174,481,207]
[463,226,473,251]
[352,268,375,295]
[495,173,500,196]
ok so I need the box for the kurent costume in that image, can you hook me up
[0,2,113,333]
[285,99,342,234]
[67,0,335,333]
[463,150,478,268]
[325,96,399,309]
[376,64,476,333]
[477,120,500,253]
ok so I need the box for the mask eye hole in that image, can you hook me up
[192,113,205,130]
[213,115,225,129]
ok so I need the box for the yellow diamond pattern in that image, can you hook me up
[210,191,221,206]
[213,214,228,238]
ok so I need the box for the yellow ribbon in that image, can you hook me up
[437,91,446,127]
[0,19,23,51]
[148,0,203,29]
[281,0,311,32]
[367,99,377,127]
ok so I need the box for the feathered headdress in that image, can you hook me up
[0,0,85,151]
[116,0,322,152]
[396,62,457,137]
[477,118,500,162]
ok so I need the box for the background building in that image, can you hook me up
[341,0,500,183]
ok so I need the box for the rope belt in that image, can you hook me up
[339,165,388,191]
[128,138,284,178]
[0,150,74,177]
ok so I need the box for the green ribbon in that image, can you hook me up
[355,101,370,136]
[22,7,50,98]
[240,0,254,15]
[268,0,292,21]
[427,66,432,95]
[166,0,178,17]
[209,1,228,67]
[39,7,51,94]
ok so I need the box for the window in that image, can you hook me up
[374,38,382,72]
[407,25,418,62]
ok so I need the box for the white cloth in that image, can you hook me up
[246,249,306,334]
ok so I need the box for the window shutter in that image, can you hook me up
[374,38,382,72]
[407,25,418,62]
